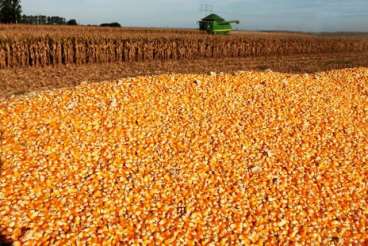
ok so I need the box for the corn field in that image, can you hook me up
[1,25,368,68]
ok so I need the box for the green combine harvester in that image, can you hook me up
[199,13,240,35]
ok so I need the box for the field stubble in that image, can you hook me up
[1,51,368,98]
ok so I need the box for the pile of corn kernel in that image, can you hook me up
[0,69,367,245]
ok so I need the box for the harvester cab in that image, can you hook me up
[199,13,239,35]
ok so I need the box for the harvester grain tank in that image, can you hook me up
[199,13,239,34]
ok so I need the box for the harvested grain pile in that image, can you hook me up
[0,69,367,244]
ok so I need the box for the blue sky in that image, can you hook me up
[22,0,368,32]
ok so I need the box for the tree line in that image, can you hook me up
[0,0,77,25]
[0,0,122,27]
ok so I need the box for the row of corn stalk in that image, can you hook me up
[0,36,368,68]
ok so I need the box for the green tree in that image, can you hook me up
[67,19,77,25]
[0,0,22,23]
[100,22,121,28]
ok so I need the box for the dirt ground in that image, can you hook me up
[1,51,368,98]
